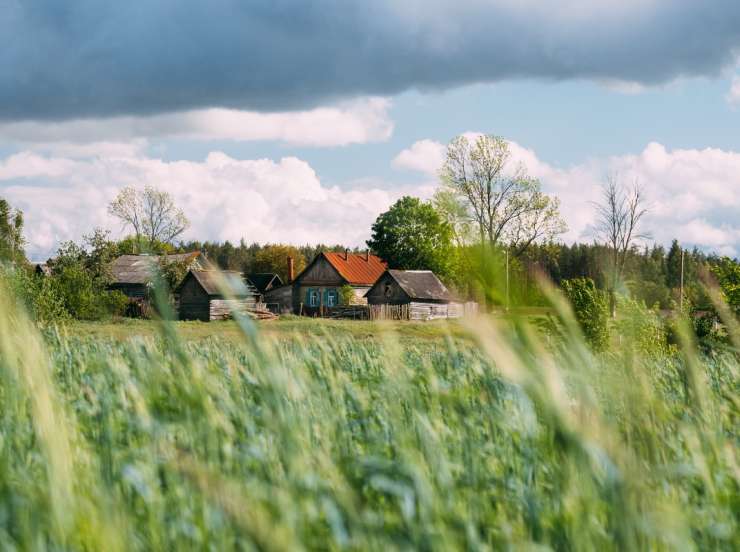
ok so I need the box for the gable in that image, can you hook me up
[295,255,345,286]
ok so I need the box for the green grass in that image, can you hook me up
[0,284,738,550]
[64,316,475,344]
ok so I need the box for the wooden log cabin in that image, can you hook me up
[108,252,203,300]
[177,269,257,321]
[365,269,467,320]
[264,251,387,315]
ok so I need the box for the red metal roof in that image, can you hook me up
[323,252,387,286]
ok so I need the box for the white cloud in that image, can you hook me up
[395,137,740,256]
[0,98,393,149]
[726,75,740,107]
[0,150,424,260]
[392,139,447,175]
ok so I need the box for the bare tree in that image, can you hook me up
[594,175,648,317]
[108,186,189,251]
[440,134,566,256]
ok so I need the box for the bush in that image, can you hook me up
[614,297,672,357]
[561,277,609,350]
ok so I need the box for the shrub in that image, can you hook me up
[561,277,609,350]
[614,297,671,357]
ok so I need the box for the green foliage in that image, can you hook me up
[561,277,609,350]
[0,279,737,549]
[0,266,69,324]
[253,244,307,283]
[46,230,131,320]
[0,197,26,264]
[711,257,740,315]
[339,284,355,305]
[614,297,671,357]
[367,196,454,277]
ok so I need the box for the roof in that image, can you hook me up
[322,252,387,286]
[375,269,454,302]
[183,269,255,297]
[247,273,283,293]
[110,252,201,285]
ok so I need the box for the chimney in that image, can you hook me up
[364,250,369,261]
[287,256,295,283]
[344,248,349,261]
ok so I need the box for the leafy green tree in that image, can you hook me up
[440,134,566,255]
[254,244,306,283]
[711,257,740,316]
[562,278,609,350]
[367,196,454,277]
[0,197,25,264]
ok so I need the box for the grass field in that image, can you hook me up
[64,316,475,344]
[0,286,737,550]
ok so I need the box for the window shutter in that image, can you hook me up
[305,288,312,305]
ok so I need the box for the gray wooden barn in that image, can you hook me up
[109,252,202,299]
[365,269,466,320]
[177,269,257,321]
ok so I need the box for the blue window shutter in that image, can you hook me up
[305,288,312,305]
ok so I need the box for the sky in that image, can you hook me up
[2,1,740,260]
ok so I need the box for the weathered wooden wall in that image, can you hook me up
[264,285,293,314]
[365,273,409,304]
[178,276,210,321]
[296,257,343,286]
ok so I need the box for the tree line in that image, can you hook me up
[1,133,738,330]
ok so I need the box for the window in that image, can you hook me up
[309,289,319,307]
[327,290,337,307]
[384,283,393,298]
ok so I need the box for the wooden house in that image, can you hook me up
[365,269,468,320]
[246,273,283,303]
[177,269,257,321]
[108,252,203,299]
[264,251,387,315]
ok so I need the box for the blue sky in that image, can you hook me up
[1,1,739,259]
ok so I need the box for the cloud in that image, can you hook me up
[726,75,740,107]
[3,1,740,120]
[0,98,393,149]
[393,140,446,175]
[0,150,428,260]
[396,137,740,256]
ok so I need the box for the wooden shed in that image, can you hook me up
[177,269,257,321]
[109,252,202,299]
[365,269,468,321]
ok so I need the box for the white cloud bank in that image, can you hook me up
[0,98,393,152]
[394,138,740,256]
[3,137,739,261]
[0,150,430,260]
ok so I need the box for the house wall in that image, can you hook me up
[263,285,293,314]
[365,273,409,305]
[109,283,148,299]
[178,275,210,321]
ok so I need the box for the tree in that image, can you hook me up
[594,175,648,317]
[665,239,683,289]
[711,257,740,316]
[440,134,566,256]
[108,186,189,252]
[253,244,306,283]
[562,278,609,351]
[366,196,454,277]
[0,197,25,264]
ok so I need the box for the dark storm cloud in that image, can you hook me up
[2,0,740,121]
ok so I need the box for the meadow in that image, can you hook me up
[0,285,737,550]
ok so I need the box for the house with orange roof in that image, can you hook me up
[263,250,387,315]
